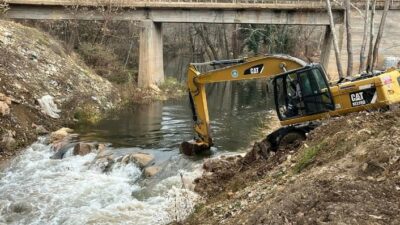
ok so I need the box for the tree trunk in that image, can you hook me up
[231,24,240,59]
[194,25,215,61]
[372,0,390,69]
[222,25,230,59]
[345,0,353,76]
[359,0,370,73]
[325,0,344,78]
[198,25,219,60]
[366,0,376,73]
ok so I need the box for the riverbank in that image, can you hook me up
[179,109,400,224]
[0,19,120,161]
[0,20,187,162]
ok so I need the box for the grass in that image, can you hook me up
[73,105,102,125]
[159,77,186,94]
[293,142,325,174]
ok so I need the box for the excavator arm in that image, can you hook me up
[180,55,307,155]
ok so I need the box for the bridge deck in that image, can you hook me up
[5,0,399,9]
[3,0,345,24]
[5,0,340,10]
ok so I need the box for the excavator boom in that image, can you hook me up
[180,55,307,155]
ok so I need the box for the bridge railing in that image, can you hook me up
[5,0,400,8]
[129,0,398,5]
[137,0,400,9]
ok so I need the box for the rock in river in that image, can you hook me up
[50,142,76,159]
[130,153,154,168]
[144,166,160,177]
[73,143,93,156]
[50,127,73,143]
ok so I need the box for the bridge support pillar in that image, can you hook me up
[138,20,164,87]
[320,25,333,71]
[321,24,345,80]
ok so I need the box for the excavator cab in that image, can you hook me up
[273,64,335,121]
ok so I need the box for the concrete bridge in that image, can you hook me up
[2,0,348,86]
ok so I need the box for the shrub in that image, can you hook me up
[293,142,325,174]
[77,42,133,84]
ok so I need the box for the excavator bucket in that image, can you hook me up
[179,140,211,156]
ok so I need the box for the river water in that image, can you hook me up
[0,81,278,225]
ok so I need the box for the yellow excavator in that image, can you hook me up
[180,55,400,155]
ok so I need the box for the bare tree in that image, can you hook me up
[194,25,220,61]
[0,1,9,14]
[366,0,376,73]
[222,26,230,58]
[359,0,370,73]
[325,0,344,78]
[372,0,391,69]
[345,0,353,76]
[231,25,240,59]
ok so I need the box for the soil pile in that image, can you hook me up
[182,109,400,225]
[0,20,120,160]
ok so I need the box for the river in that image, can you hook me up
[0,81,278,225]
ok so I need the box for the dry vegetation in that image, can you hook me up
[178,109,400,225]
[0,20,119,159]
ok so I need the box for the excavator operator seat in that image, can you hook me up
[274,64,335,121]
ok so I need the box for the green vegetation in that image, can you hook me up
[73,105,102,125]
[240,25,296,55]
[77,42,134,84]
[159,77,186,94]
[293,142,326,174]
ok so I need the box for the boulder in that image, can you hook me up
[0,93,12,105]
[130,153,154,168]
[50,127,73,143]
[2,130,16,149]
[96,143,107,157]
[50,142,75,159]
[73,143,92,156]
[144,166,160,177]
[35,125,49,135]
[0,101,10,116]
[5,96,12,105]
[121,155,130,164]
[95,156,115,172]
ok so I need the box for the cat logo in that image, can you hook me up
[350,92,366,106]
[349,88,377,107]
[244,64,264,75]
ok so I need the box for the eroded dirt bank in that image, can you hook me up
[179,109,400,225]
[0,20,120,161]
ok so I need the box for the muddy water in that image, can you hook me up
[0,81,277,225]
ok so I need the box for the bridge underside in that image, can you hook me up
[4,4,344,87]
[6,6,343,25]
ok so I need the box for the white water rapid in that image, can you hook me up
[0,138,200,225]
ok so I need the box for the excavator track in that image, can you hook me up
[265,122,320,150]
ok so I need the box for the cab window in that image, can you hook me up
[274,66,334,120]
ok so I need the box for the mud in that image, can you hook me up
[180,109,400,225]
